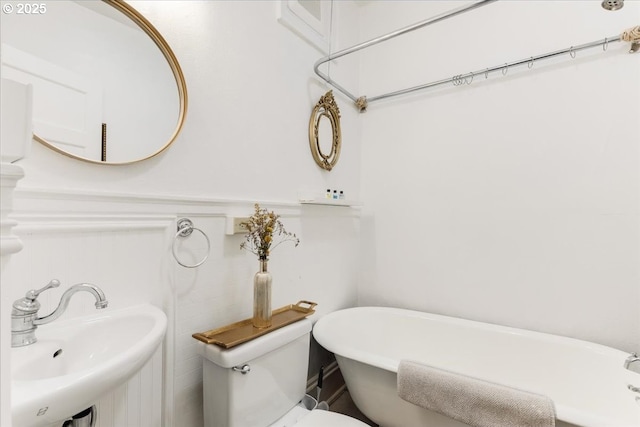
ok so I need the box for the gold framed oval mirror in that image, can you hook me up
[309,90,341,171]
[1,0,187,165]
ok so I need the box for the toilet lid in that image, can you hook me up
[296,410,370,427]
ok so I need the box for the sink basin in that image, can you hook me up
[12,303,167,426]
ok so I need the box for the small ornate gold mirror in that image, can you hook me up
[308,90,341,171]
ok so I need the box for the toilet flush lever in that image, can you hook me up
[232,364,251,375]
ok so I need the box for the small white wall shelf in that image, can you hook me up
[298,198,361,207]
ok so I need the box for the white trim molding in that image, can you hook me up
[277,0,332,53]
[12,187,360,219]
[1,164,25,256]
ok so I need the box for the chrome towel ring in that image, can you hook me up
[172,218,210,268]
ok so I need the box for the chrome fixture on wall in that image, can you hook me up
[314,0,639,111]
[602,0,624,11]
[11,279,108,347]
[172,218,210,268]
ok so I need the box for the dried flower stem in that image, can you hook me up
[240,204,299,260]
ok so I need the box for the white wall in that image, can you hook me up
[14,0,362,200]
[358,1,640,353]
[2,1,363,426]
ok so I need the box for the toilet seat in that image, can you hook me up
[296,410,371,427]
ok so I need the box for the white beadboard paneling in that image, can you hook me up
[126,372,141,427]
[91,352,165,427]
[7,188,362,427]
[93,349,161,427]
[9,217,172,320]
[172,211,361,427]
[139,356,153,427]
[5,214,171,427]
[151,349,164,427]
[96,392,113,427]
[112,382,128,426]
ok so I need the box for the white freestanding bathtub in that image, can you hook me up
[313,307,640,427]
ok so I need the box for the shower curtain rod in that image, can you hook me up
[313,0,624,112]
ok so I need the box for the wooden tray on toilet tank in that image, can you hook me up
[192,301,317,349]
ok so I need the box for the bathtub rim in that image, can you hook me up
[313,306,640,427]
[313,306,631,373]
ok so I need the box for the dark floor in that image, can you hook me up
[329,390,378,426]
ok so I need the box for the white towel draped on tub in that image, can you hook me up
[397,360,556,427]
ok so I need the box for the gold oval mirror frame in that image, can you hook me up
[308,90,341,171]
[26,0,188,165]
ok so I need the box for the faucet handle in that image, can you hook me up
[26,279,61,301]
[13,279,60,315]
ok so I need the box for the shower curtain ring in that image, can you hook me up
[569,46,576,58]
[484,68,489,79]
[603,38,609,51]
[528,57,534,69]
[465,72,474,85]
[502,63,508,76]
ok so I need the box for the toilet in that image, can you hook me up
[197,318,369,427]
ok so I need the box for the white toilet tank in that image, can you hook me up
[198,319,313,427]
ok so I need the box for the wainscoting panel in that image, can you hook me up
[7,214,173,323]
[5,210,173,427]
[8,188,362,427]
[93,347,163,427]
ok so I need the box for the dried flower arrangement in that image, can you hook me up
[240,204,300,260]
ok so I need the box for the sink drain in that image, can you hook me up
[53,349,63,358]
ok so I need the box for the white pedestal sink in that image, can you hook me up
[11,303,167,426]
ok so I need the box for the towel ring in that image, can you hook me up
[172,218,210,268]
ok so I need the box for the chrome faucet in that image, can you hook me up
[11,279,108,347]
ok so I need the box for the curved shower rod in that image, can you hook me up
[313,0,633,112]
